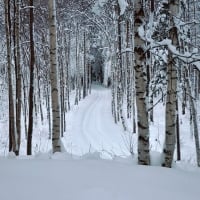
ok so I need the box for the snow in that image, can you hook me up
[92,0,108,15]
[193,61,200,70]
[118,0,128,15]
[0,85,200,199]
[92,0,128,16]
[0,155,200,200]
[0,85,199,163]
[63,85,129,158]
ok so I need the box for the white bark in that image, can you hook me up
[163,52,177,167]
[134,0,150,165]
[48,0,61,153]
[162,0,179,168]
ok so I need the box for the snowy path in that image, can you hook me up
[63,85,129,158]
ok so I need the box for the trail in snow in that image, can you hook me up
[63,85,130,158]
[0,83,197,164]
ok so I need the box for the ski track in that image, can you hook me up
[66,85,129,157]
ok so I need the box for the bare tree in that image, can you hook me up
[186,69,200,166]
[162,0,179,168]
[134,0,150,165]
[48,0,61,153]
[13,0,22,155]
[27,0,35,155]
[4,0,17,154]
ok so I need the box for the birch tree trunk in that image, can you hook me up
[162,0,179,168]
[116,2,126,131]
[14,0,22,155]
[134,0,150,165]
[27,0,35,155]
[83,31,87,99]
[65,30,71,111]
[186,71,200,167]
[48,0,61,153]
[176,100,181,161]
[4,0,17,154]
[75,23,79,105]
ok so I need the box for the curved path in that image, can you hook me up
[63,85,129,158]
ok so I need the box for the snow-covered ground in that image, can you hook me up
[0,84,198,164]
[63,85,130,158]
[0,154,200,200]
[0,84,200,200]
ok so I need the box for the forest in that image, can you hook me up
[0,0,200,170]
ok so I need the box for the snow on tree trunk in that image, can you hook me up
[134,0,150,165]
[162,0,179,168]
[48,0,61,153]
[162,51,177,167]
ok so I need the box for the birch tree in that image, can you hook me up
[134,0,150,165]
[185,70,200,167]
[13,0,22,155]
[4,0,17,154]
[27,0,35,155]
[48,0,61,153]
[162,0,179,168]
